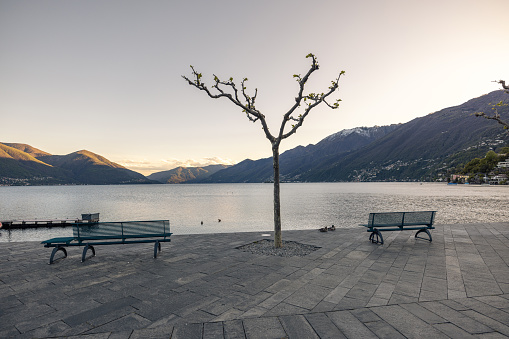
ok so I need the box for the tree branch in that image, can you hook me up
[182,67,275,143]
[278,54,345,140]
[494,80,509,93]
[475,101,509,131]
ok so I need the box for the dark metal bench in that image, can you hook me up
[360,211,436,245]
[41,220,171,264]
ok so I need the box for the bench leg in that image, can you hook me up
[369,230,384,245]
[81,244,96,262]
[154,241,161,258]
[415,228,432,242]
[49,246,67,265]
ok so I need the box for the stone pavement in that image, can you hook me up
[1,222,509,338]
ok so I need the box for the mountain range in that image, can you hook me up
[147,165,229,184]
[199,90,509,183]
[1,90,508,185]
[0,143,152,185]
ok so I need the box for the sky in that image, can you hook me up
[1,0,508,175]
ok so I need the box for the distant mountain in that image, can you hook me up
[0,143,72,185]
[201,90,509,182]
[0,144,153,185]
[148,164,229,184]
[303,90,509,181]
[200,125,400,183]
[38,150,152,185]
[2,143,51,158]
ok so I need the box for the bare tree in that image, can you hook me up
[183,53,345,247]
[475,80,509,130]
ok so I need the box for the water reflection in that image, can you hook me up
[1,183,508,242]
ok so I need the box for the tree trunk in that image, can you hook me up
[272,143,282,248]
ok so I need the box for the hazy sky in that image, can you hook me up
[1,0,508,175]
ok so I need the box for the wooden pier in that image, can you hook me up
[0,213,99,229]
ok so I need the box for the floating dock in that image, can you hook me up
[0,213,99,229]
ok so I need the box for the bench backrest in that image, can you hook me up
[73,220,170,240]
[368,211,436,227]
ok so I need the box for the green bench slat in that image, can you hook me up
[41,237,75,245]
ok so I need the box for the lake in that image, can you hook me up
[0,182,507,242]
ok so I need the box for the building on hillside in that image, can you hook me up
[450,174,469,183]
[497,161,509,168]
[489,174,508,185]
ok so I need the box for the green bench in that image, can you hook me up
[360,211,436,245]
[41,220,171,264]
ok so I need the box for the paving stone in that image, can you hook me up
[400,302,447,324]
[241,306,270,319]
[393,279,421,297]
[460,310,509,336]
[0,326,21,338]
[366,296,390,307]
[363,320,406,339]
[350,308,382,323]
[371,304,449,339]
[421,275,447,293]
[89,307,139,329]
[84,313,152,334]
[433,323,477,338]
[310,300,336,313]
[310,273,343,289]
[388,292,419,304]
[440,299,471,311]
[283,283,332,310]
[326,310,378,338]
[323,285,349,304]
[203,322,224,339]
[304,311,347,338]
[263,302,308,317]
[475,332,509,339]
[243,317,286,339]
[130,327,173,339]
[172,322,203,339]
[67,333,113,339]
[334,296,369,310]
[475,295,509,309]
[145,313,181,330]
[419,288,448,301]
[223,319,246,339]
[279,315,319,339]
[453,297,509,324]
[420,301,493,334]
[212,308,245,322]
[371,281,396,300]
[180,309,217,324]
[448,289,467,299]
[0,302,55,330]
[63,297,140,327]
[17,320,72,339]
[344,281,378,301]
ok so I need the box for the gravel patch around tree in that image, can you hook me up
[236,239,320,257]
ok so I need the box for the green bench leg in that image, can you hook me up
[415,228,432,242]
[154,241,161,258]
[49,246,67,265]
[369,230,384,245]
[81,244,96,262]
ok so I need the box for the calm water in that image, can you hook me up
[0,182,508,242]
